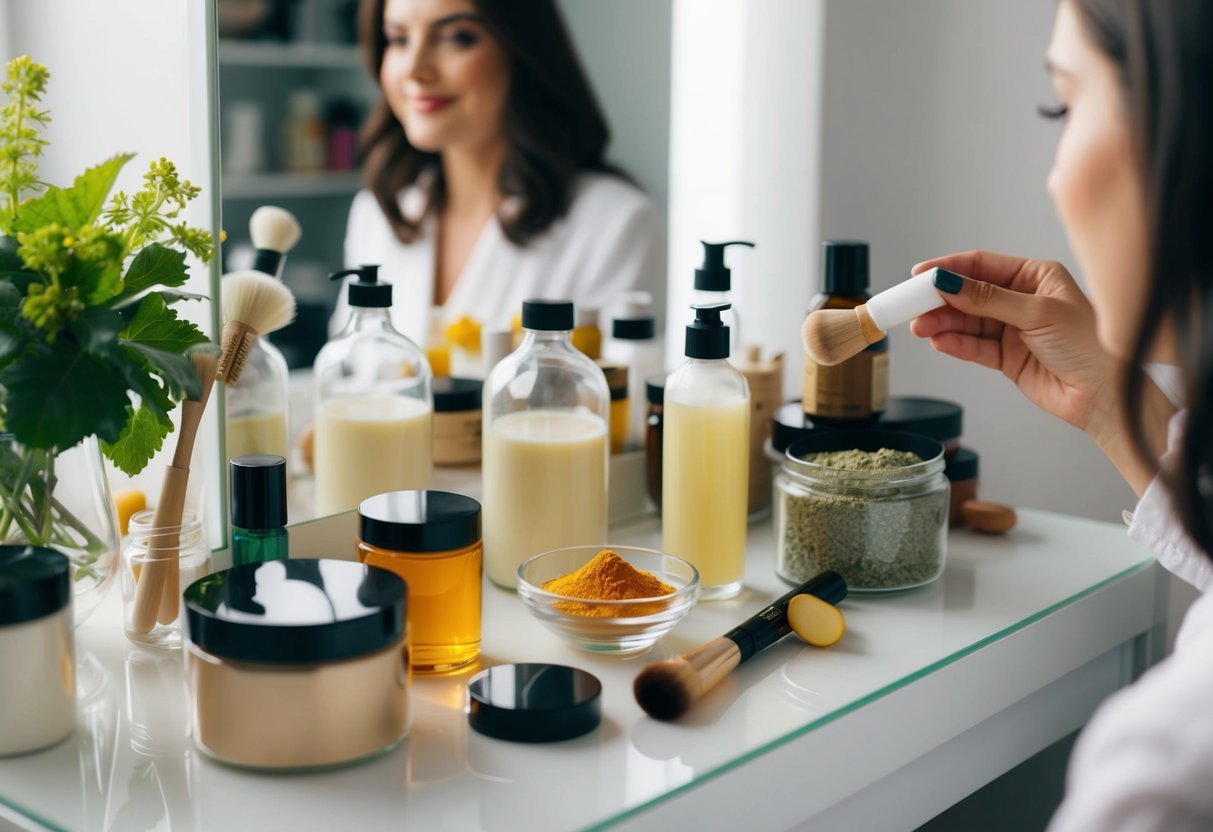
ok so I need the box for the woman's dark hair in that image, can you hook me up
[357,0,623,246]
[1073,0,1213,556]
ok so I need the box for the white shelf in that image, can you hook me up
[218,39,364,69]
[221,171,362,200]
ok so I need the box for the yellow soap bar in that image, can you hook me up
[114,489,146,536]
[788,593,846,647]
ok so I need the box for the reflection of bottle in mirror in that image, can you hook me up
[282,90,326,173]
[230,455,289,566]
[694,240,755,357]
[224,100,265,176]
[662,303,750,600]
[482,300,609,588]
[313,265,433,516]
[602,291,661,449]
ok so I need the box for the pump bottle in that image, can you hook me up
[313,265,433,516]
[662,303,750,600]
[694,240,755,356]
[602,291,662,449]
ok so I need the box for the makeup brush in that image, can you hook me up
[248,205,302,280]
[801,267,965,366]
[130,348,220,634]
[634,571,847,721]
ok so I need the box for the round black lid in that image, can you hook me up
[772,401,818,453]
[359,490,482,553]
[879,396,964,442]
[822,240,869,296]
[612,317,656,340]
[685,302,731,359]
[521,300,574,331]
[230,454,287,530]
[184,559,406,664]
[945,446,980,481]
[331,264,391,308]
[433,376,483,412]
[0,546,71,625]
[694,240,756,292]
[468,664,602,743]
[646,372,667,406]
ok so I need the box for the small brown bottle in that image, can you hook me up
[802,240,889,422]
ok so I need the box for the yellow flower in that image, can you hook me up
[445,314,482,352]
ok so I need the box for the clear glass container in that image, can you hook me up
[482,300,610,589]
[774,431,949,591]
[313,265,433,517]
[121,510,212,649]
[225,337,290,461]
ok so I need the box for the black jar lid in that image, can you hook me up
[433,376,483,412]
[468,663,602,743]
[230,454,287,530]
[646,373,666,406]
[359,490,482,553]
[945,446,980,481]
[772,401,818,453]
[184,559,406,664]
[0,546,71,625]
[879,397,963,443]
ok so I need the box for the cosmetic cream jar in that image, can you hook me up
[0,546,75,756]
[184,559,410,771]
[433,377,482,466]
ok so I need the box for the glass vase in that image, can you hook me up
[0,434,120,626]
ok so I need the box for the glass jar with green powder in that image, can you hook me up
[774,431,949,591]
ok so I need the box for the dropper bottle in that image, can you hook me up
[694,240,756,356]
[662,303,750,600]
[230,454,289,565]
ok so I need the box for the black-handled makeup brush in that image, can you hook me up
[634,571,847,721]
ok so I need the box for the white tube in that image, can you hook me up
[865,268,948,331]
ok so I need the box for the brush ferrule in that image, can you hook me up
[855,306,885,346]
[251,249,285,280]
[866,269,948,331]
[218,321,257,384]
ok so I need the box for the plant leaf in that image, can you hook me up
[102,403,171,477]
[122,342,202,402]
[120,292,208,353]
[0,341,131,448]
[11,154,134,234]
[61,253,123,306]
[109,344,175,426]
[0,236,23,272]
[69,307,125,354]
[112,243,188,305]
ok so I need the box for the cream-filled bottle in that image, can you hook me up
[482,300,610,588]
[662,303,750,600]
[313,265,433,516]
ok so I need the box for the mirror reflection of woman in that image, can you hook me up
[909,1,1213,827]
[335,0,665,351]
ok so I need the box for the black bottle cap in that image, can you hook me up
[521,300,574,331]
[468,663,602,743]
[359,490,481,553]
[646,372,667,406]
[433,376,483,412]
[684,302,731,359]
[185,559,406,664]
[251,249,285,280]
[612,318,656,340]
[331,264,391,308]
[0,545,71,625]
[945,447,979,481]
[230,454,288,530]
[821,240,869,295]
[694,240,756,292]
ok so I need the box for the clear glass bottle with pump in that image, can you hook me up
[603,291,663,449]
[663,303,750,600]
[694,240,755,356]
[482,300,610,588]
[313,265,433,516]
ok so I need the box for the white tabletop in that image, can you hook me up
[0,509,1154,832]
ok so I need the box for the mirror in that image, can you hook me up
[212,0,674,524]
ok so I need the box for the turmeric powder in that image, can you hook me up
[542,550,675,618]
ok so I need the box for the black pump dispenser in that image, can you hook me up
[685,303,731,360]
[330,265,391,308]
[694,240,756,292]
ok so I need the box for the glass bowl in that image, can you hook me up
[517,545,700,655]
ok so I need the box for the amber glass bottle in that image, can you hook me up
[802,241,888,422]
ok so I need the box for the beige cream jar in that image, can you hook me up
[433,377,483,466]
[184,559,410,771]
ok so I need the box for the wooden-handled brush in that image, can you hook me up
[633,571,847,721]
[801,267,964,366]
[129,349,219,633]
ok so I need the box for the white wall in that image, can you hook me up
[814,0,1136,523]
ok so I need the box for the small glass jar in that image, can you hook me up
[432,377,483,467]
[945,447,979,527]
[599,361,629,455]
[122,510,211,650]
[358,490,482,673]
[774,430,949,591]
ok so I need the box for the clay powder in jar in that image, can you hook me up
[0,546,75,756]
[184,559,410,771]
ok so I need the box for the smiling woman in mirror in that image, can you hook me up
[333,0,665,352]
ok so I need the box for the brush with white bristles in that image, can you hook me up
[801,267,965,366]
[216,206,301,384]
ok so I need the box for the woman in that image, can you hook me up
[911,0,1213,827]
[336,0,665,347]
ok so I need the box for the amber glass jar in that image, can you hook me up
[357,491,482,672]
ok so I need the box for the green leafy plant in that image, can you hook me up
[0,56,216,576]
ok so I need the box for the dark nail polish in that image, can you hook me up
[933,268,964,294]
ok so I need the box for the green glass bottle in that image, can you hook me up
[230,454,289,566]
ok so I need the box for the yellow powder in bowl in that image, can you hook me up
[541,550,676,618]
